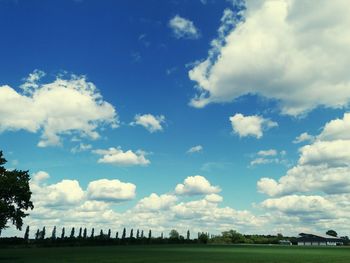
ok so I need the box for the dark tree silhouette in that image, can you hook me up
[161,232,163,239]
[148,230,152,239]
[99,229,103,238]
[91,228,95,238]
[141,230,144,238]
[169,229,179,239]
[51,226,56,240]
[61,227,65,239]
[108,229,111,239]
[187,230,190,240]
[130,229,134,238]
[122,228,126,239]
[83,228,87,239]
[0,151,34,231]
[35,229,40,240]
[24,225,30,241]
[70,227,75,238]
[136,229,140,239]
[42,226,46,240]
[326,230,338,237]
[78,227,82,238]
[115,231,119,239]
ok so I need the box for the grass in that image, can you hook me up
[0,244,349,263]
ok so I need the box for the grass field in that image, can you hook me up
[0,245,349,263]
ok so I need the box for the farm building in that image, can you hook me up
[297,233,344,246]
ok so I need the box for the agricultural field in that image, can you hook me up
[0,245,349,263]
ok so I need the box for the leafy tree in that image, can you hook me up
[326,230,338,237]
[51,226,56,240]
[24,225,30,241]
[0,151,34,231]
[61,227,65,239]
[83,228,87,239]
[169,229,179,240]
[78,227,82,238]
[130,229,134,238]
[91,228,95,238]
[122,228,126,239]
[187,230,190,240]
[70,227,75,238]
[136,229,140,239]
[198,232,209,244]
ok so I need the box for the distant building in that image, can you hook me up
[297,233,344,246]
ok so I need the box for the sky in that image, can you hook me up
[1,0,350,238]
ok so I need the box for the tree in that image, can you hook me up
[115,231,119,239]
[78,227,82,238]
[169,229,179,240]
[91,228,95,238]
[148,229,152,239]
[108,229,111,239]
[99,229,103,238]
[61,227,65,239]
[24,225,30,241]
[326,230,338,237]
[42,226,46,240]
[83,228,87,239]
[122,228,126,239]
[70,227,75,238]
[141,230,144,238]
[0,151,34,231]
[51,226,56,240]
[136,229,140,239]
[198,232,209,244]
[35,229,40,240]
[187,230,190,240]
[130,228,134,238]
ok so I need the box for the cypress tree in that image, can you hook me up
[136,229,140,239]
[130,228,134,238]
[108,229,111,239]
[78,227,82,238]
[141,230,144,238]
[161,232,163,239]
[91,228,95,238]
[70,227,75,238]
[122,228,126,239]
[42,226,46,240]
[83,228,87,239]
[148,230,152,239]
[51,226,56,240]
[61,227,65,239]
[115,231,119,239]
[24,226,29,241]
[187,230,190,240]
[35,229,40,240]
[100,229,104,238]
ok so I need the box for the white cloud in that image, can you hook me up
[258,149,277,156]
[135,193,177,212]
[71,143,92,153]
[175,175,220,196]
[169,15,200,39]
[205,193,223,203]
[32,171,50,182]
[293,132,315,144]
[93,147,150,166]
[189,0,350,116]
[0,71,117,147]
[250,157,277,166]
[258,113,350,197]
[187,145,203,154]
[131,114,165,133]
[87,179,136,202]
[229,113,277,138]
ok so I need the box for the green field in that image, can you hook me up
[0,245,349,263]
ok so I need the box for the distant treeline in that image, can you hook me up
[0,227,311,247]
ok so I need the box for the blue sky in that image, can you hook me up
[1,0,350,237]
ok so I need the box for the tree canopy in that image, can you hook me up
[0,151,34,231]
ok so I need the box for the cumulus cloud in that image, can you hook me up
[187,145,203,154]
[71,143,92,153]
[93,147,150,166]
[175,175,220,196]
[189,0,350,116]
[87,179,136,202]
[229,113,277,138]
[32,171,50,182]
[205,193,223,203]
[0,71,117,147]
[169,15,200,39]
[258,113,350,197]
[293,132,315,144]
[135,193,177,212]
[258,149,277,156]
[250,149,287,166]
[131,114,165,133]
